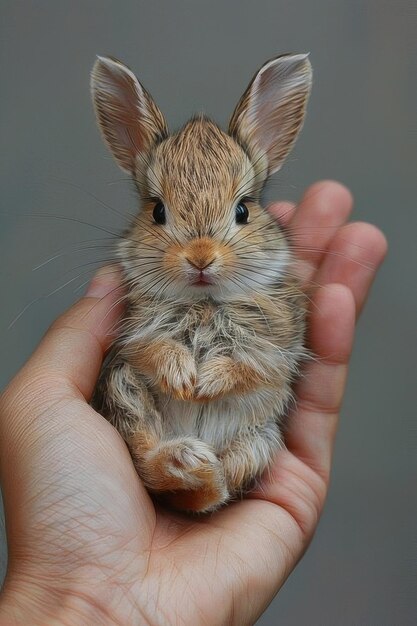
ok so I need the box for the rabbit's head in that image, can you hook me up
[91,54,312,301]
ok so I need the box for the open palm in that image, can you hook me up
[0,181,386,626]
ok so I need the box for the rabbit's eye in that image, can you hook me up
[235,202,249,224]
[152,201,166,225]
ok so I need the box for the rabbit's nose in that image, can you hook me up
[185,237,218,271]
[185,257,215,270]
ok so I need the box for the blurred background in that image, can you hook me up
[0,1,416,623]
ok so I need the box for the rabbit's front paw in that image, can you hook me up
[156,346,197,400]
[196,356,265,401]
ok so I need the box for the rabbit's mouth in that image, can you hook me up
[191,272,215,287]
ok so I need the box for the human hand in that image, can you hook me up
[0,181,387,625]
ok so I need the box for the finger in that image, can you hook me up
[6,265,124,402]
[267,200,296,226]
[313,222,388,317]
[285,283,356,479]
[287,180,353,277]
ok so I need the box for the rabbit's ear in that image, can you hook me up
[229,53,312,177]
[91,56,168,174]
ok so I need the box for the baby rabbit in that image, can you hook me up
[91,53,312,513]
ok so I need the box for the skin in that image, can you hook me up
[0,181,387,625]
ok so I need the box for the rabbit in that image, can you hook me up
[90,53,312,513]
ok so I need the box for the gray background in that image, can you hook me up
[0,1,416,624]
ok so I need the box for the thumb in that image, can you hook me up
[9,265,124,402]
[0,263,126,524]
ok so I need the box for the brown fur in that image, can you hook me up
[90,54,312,512]
[128,338,197,400]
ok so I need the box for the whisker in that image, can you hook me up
[290,246,375,270]
[49,176,137,221]
[32,240,116,271]
[79,281,129,323]
[10,212,123,238]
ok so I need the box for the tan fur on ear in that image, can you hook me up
[229,53,312,177]
[91,56,168,174]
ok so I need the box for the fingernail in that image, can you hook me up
[86,265,121,298]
